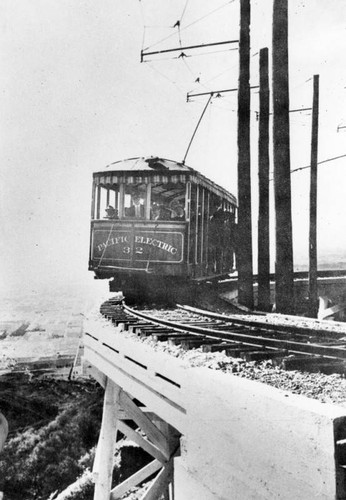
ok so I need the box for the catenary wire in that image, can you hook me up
[143,1,236,51]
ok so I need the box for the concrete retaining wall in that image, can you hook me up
[177,367,346,500]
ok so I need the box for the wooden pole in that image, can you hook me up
[93,379,120,500]
[257,48,271,311]
[308,75,319,317]
[237,0,253,309]
[272,0,294,313]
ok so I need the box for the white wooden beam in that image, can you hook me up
[0,412,8,452]
[119,390,170,459]
[149,416,181,457]
[93,379,120,500]
[318,298,346,320]
[117,420,168,464]
[139,459,173,500]
[85,364,107,388]
[110,460,162,500]
[83,328,187,432]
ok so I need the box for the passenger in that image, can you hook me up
[151,203,170,221]
[211,205,226,223]
[132,194,141,206]
[152,205,161,220]
[132,194,144,217]
[105,205,118,219]
[160,206,171,220]
[168,199,184,220]
[171,204,184,219]
[125,205,136,217]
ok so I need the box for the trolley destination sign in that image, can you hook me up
[93,230,184,263]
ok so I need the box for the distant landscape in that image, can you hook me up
[293,250,346,272]
[0,280,108,371]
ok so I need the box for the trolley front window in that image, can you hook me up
[92,184,120,220]
[123,184,147,219]
[92,178,187,221]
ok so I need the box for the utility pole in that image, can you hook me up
[237,0,253,309]
[257,47,271,311]
[272,0,294,313]
[309,75,319,317]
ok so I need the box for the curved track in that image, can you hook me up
[100,298,346,373]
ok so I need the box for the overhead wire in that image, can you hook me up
[176,17,208,91]
[139,0,240,110]
[143,0,236,51]
[268,153,346,182]
[291,153,346,174]
[139,0,244,144]
[183,47,238,59]
[145,61,187,96]
[180,0,190,23]
[176,22,197,82]
[183,93,214,163]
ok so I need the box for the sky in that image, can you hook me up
[1,0,346,296]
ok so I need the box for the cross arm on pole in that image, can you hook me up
[187,86,259,101]
[141,40,239,62]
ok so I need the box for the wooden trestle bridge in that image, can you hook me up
[84,310,186,500]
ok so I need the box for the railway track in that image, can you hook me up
[99,298,346,374]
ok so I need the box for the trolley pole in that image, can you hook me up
[257,48,271,311]
[272,0,294,313]
[308,75,319,317]
[237,0,253,309]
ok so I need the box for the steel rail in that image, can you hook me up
[123,304,346,361]
[176,304,346,338]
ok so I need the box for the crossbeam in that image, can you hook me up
[140,460,174,500]
[187,85,259,100]
[117,420,168,464]
[119,390,171,458]
[141,40,238,61]
[92,378,180,500]
[110,460,162,500]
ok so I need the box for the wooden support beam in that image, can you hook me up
[119,390,171,459]
[140,460,173,500]
[85,364,107,389]
[117,420,168,464]
[93,379,120,500]
[110,460,162,500]
[318,301,346,321]
[0,412,8,452]
[149,415,181,457]
[162,487,170,500]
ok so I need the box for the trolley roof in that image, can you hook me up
[93,156,237,206]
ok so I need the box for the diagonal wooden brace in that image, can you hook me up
[110,459,162,500]
[117,420,168,464]
[119,389,171,459]
[139,459,174,500]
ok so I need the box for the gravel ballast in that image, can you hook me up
[90,306,346,409]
